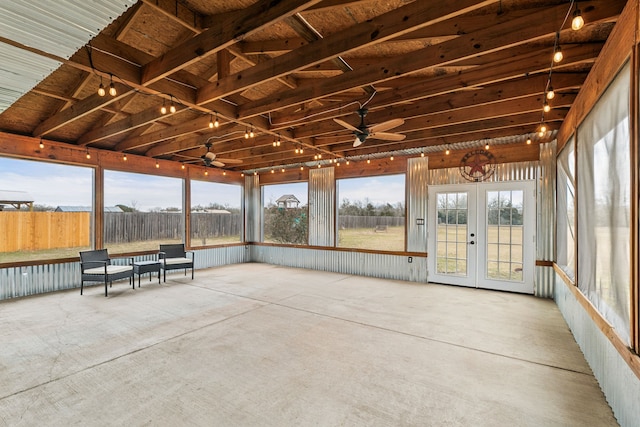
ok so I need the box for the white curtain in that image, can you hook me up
[577,61,631,342]
[556,137,575,279]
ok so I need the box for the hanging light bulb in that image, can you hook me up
[123,153,127,161]
[223,171,226,176]
[420,152,425,157]
[553,46,563,63]
[295,147,299,154]
[108,74,117,96]
[209,115,214,129]
[546,86,555,100]
[317,154,322,159]
[526,138,532,145]
[553,34,563,63]
[169,96,176,114]
[181,163,185,170]
[445,147,450,155]
[346,160,350,165]
[336,161,340,167]
[214,113,219,128]
[86,149,91,159]
[543,100,551,113]
[390,155,394,161]
[155,160,160,168]
[271,169,274,174]
[249,126,255,138]
[244,129,250,139]
[317,164,321,168]
[367,158,371,164]
[204,170,209,176]
[281,168,285,173]
[485,142,490,150]
[39,138,44,149]
[313,154,318,160]
[299,147,303,154]
[97,76,106,97]
[160,100,167,115]
[572,4,584,31]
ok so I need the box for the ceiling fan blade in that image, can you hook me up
[370,132,406,141]
[216,157,243,164]
[205,152,216,160]
[353,136,364,147]
[212,160,225,168]
[369,118,404,133]
[334,118,360,133]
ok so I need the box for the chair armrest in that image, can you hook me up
[187,251,195,264]
[158,251,167,260]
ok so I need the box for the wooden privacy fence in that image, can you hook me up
[338,215,404,229]
[0,211,242,252]
[0,211,90,252]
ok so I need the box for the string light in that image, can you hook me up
[169,96,176,114]
[546,85,555,100]
[553,33,563,63]
[214,112,219,128]
[367,158,371,164]
[155,160,159,168]
[209,115,214,129]
[181,164,185,170]
[223,171,226,176]
[571,2,584,31]
[244,129,250,139]
[300,166,304,170]
[249,126,255,138]
[543,100,551,113]
[484,142,490,150]
[108,74,117,96]
[39,138,44,149]
[526,138,532,145]
[346,160,350,165]
[445,147,450,155]
[160,99,167,115]
[420,151,425,157]
[271,169,274,173]
[123,153,127,161]
[204,170,208,176]
[390,155,394,161]
[85,148,91,159]
[97,76,106,97]
[281,168,285,173]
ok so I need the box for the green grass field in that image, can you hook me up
[338,226,405,252]
[436,224,523,281]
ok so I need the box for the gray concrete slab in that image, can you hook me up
[0,264,617,426]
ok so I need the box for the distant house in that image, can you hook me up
[276,194,300,209]
[55,206,123,212]
[0,190,34,211]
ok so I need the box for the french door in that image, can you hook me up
[427,181,535,294]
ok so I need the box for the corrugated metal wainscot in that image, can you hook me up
[249,245,427,283]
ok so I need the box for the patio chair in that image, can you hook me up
[80,249,134,297]
[159,244,194,282]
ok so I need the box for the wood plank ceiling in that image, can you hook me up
[0,0,627,173]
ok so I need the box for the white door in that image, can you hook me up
[428,181,535,294]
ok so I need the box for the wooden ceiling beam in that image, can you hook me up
[141,0,324,85]
[270,42,602,127]
[197,0,497,104]
[237,0,624,118]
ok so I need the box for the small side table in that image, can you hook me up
[133,261,162,288]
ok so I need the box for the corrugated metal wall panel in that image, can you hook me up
[428,161,538,185]
[536,142,557,297]
[249,245,427,283]
[406,157,429,253]
[0,247,247,301]
[555,274,640,427]
[244,175,261,242]
[309,167,335,246]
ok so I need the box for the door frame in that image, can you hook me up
[427,181,536,294]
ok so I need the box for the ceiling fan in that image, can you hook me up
[201,142,243,168]
[333,108,406,148]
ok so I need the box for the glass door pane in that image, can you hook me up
[486,190,524,281]
[436,192,468,276]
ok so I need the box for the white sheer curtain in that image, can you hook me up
[556,137,575,279]
[577,61,631,342]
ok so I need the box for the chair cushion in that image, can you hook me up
[164,257,193,265]
[85,265,133,275]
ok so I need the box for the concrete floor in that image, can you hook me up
[0,263,617,426]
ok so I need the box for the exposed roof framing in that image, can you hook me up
[0,0,627,172]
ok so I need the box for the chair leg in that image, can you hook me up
[191,266,194,280]
[104,277,108,297]
[80,280,84,295]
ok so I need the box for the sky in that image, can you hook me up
[1,157,405,210]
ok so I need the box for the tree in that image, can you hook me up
[264,205,308,244]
